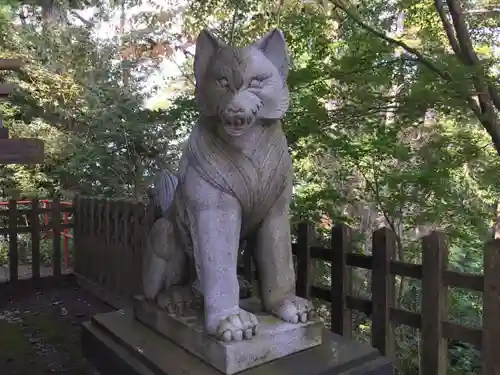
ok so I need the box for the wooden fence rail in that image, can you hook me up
[73,197,154,303]
[0,198,74,282]
[277,222,499,375]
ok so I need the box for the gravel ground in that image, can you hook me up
[0,277,114,375]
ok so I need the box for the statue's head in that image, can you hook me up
[194,28,290,137]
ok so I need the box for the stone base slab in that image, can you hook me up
[133,295,323,374]
[81,309,394,375]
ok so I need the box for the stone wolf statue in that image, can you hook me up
[142,28,314,342]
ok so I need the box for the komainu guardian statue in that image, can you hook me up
[141,28,315,343]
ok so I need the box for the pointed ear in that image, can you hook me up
[253,29,289,80]
[194,29,223,85]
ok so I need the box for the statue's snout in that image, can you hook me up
[226,103,245,114]
[222,101,255,133]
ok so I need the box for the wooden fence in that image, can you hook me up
[0,198,73,282]
[282,222,500,375]
[72,197,154,305]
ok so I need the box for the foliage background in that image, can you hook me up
[0,0,499,374]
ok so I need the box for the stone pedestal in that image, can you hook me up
[81,308,394,375]
[133,296,322,374]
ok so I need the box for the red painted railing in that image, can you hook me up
[0,199,73,268]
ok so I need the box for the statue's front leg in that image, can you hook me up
[254,183,315,324]
[185,169,259,341]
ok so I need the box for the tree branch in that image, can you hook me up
[333,0,500,156]
[445,0,500,114]
[489,86,500,112]
[330,0,452,81]
[228,6,238,46]
[464,8,500,16]
[434,0,496,121]
[434,0,462,56]
[70,10,93,27]
[444,0,500,111]
[446,0,479,66]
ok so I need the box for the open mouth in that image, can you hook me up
[221,113,255,137]
[224,126,246,137]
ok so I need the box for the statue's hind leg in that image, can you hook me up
[143,168,186,304]
[143,217,171,300]
[142,216,188,304]
[143,250,168,300]
[156,255,202,315]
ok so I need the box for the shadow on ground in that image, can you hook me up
[0,277,114,375]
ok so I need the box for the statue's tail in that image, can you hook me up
[148,169,178,219]
[143,169,181,300]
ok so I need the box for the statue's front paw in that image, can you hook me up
[269,295,315,324]
[207,309,259,342]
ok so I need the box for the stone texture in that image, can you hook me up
[141,28,316,343]
[81,309,394,375]
[134,296,322,374]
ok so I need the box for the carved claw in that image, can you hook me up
[156,286,202,316]
[268,295,315,324]
[210,309,259,342]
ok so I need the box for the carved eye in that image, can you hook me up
[217,78,230,88]
[249,78,262,88]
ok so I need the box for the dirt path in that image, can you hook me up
[0,278,114,375]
